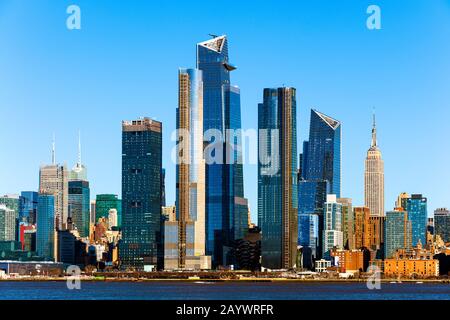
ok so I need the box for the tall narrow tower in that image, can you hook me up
[364,112,385,217]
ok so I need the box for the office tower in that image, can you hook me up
[68,136,90,237]
[163,68,210,270]
[19,191,38,224]
[385,209,412,258]
[36,194,55,260]
[434,208,450,243]
[299,110,341,259]
[0,195,20,241]
[90,200,96,225]
[364,113,384,217]
[39,139,68,230]
[0,204,16,241]
[405,194,427,247]
[68,180,90,237]
[258,87,298,269]
[120,118,163,270]
[57,230,77,264]
[337,198,353,249]
[323,195,343,258]
[302,109,341,197]
[95,194,122,227]
[108,209,118,228]
[353,206,370,249]
[196,35,248,267]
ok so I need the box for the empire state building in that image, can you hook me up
[364,113,385,217]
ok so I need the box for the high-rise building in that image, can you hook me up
[384,208,412,258]
[120,118,163,270]
[434,208,450,243]
[95,194,122,227]
[258,87,298,269]
[68,135,90,237]
[0,195,20,241]
[0,204,16,241]
[302,109,341,197]
[337,198,353,250]
[36,194,55,260]
[405,194,427,247]
[364,113,384,217]
[323,195,343,258]
[353,206,383,252]
[164,68,210,270]
[19,191,38,224]
[197,35,248,267]
[39,139,68,230]
[396,192,410,210]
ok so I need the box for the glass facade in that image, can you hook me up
[384,210,411,258]
[258,87,298,269]
[95,194,122,227]
[434,208,450,243]
[405,194,427,247]
[19,191,38,224]
[323,195,343,259]
[120,118,163,270]
[197,36,247,267]
[68,180,90,237]
[36,194,55,260]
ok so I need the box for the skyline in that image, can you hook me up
[2,1,450,222]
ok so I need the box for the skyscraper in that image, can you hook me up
[164,68,210,270]
[384,209,412,258]
[68,134,90,237]
[302,109,341,197]
[323,195,343,258]
[258,87,298,269]
[337,198,353,250]
[405,194,427,247]
[434,208,450,243]
[120,117,163,270]
[0,204,16,241]
[364,113,384,217]
[39,139,68,230]
[19,191,38,224]
[36,194,55,260]
[95,195,122,227]
[299,109,341,259]
[197,35,248,267]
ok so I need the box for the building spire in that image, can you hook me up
[371,108,377,148]
[77,130,82,166]
[52,133,56,165]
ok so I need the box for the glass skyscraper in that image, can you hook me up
[434,208,450,243]
[384,209,412,258]
[19,191,38,224]
[120,118,163,270]
[258,87,298,270]
[68,180,90,237]
[298,109,341,259]
[197,35,248,267]
[95,194,122,227]
[36,194,55,260]
[405,194,427,247]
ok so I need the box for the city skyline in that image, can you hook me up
[2,0,450,222]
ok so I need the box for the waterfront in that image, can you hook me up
[0,281,448,300]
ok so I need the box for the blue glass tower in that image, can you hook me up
[258,87,298,269]
[405,194,427,247]
[19,191,38,224]
[37,194,55,260]
[120,118,163,270]
[197,36,247,267]
[298,109,341,259]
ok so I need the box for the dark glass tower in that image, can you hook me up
[298,109,341,259]
[68,180,90,237]
[120,118,163,270]
[197,36,247,267]
[258,87,298,270]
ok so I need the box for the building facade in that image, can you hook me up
[258,87,298,270]
[120,118,163,270]
[323,195,343,258]
[364,114,384,217]
[68,180,90,238]
[95,194,122,227]
[405,194,427,247]
[434,208,450,243]
[384,209,412,258]
[0,205,16,241]
[36,194,55,260]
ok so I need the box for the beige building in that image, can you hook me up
[364,113,384,217]
[164,68,210,271]
[39,144,68,230]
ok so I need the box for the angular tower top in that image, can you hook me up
[198,35,227,53]
[312,109,340,130]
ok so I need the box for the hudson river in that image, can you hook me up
[0,281,449,300]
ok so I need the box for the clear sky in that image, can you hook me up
[1,0,450,221]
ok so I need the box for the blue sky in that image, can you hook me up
[1,0,450,221]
